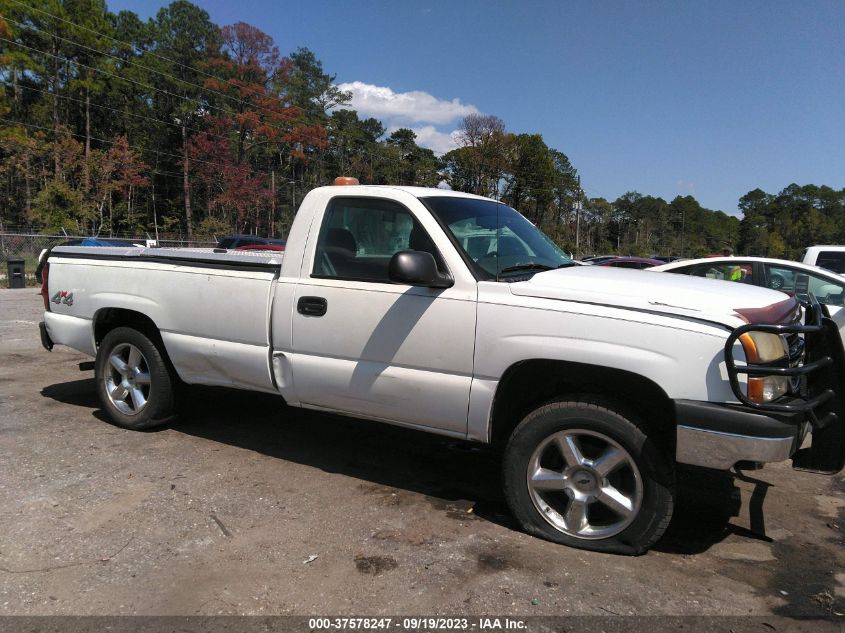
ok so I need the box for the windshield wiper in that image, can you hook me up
[499,262,574,274]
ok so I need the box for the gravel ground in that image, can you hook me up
[0,288,843,618]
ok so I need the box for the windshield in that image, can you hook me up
[421,196,573,280]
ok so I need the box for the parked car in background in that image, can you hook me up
[581,255,617,264]
[234,244,286,252]
[651,256,685,264]
[217,234,287,249]
[801,245,845,275]
[651,256,845,342]
[653,258,754,284]
[598,256,663,269]
[35,237,138,284]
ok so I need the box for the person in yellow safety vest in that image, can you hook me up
[722,247,743,282]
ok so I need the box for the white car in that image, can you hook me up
[38,183,845,554]
[650,256,845,344]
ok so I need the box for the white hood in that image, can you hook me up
[510,266,793,328]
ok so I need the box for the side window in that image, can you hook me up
[765,265,797,293]
[766,265,845,306]
[808,274,845,306]
[688,263,751,282]
[313,197,445,283]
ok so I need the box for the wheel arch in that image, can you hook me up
[488,359,676,454]
[93,307,162,347]
[92,308,185,383]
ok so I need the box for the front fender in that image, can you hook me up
[467,299,733,441]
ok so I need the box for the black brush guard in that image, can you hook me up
[724,295,845,474]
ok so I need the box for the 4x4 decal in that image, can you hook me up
[51,290,74,306]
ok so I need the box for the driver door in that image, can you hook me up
[288,196,477,435]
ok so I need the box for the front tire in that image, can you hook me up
[95,327,176,430]
[502,399,674,554]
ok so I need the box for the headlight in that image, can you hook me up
[738,332,788,363]
[747,375,789,403]
[738,332,790,403]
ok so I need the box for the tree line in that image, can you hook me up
[0,0,841,258]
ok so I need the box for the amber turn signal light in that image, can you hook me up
[333,176,359,186]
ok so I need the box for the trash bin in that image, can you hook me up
[6,258,25,289]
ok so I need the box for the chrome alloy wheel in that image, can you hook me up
[526,429,643,539]
[103,343,151,416]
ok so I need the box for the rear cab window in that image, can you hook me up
[816,251,845,274]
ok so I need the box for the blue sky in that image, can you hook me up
[109,0,845,216]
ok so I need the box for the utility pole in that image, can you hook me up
[574,176,583,258]
[270,170,275,238]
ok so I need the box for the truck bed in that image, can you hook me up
[51,245,284,270]
[45,244,283,395]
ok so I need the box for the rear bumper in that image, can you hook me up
[675,400,806,470]
[41,312,96,356]
[38,321,53,351]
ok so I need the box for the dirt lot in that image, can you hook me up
[0,288,843,618]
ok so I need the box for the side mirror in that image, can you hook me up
[389,251,453,288]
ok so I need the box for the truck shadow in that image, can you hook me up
[42,379,769,556]
[654,466,762,554]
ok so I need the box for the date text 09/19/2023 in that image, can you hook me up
[307,617,527,630]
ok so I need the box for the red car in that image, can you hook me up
[234,244,285,252]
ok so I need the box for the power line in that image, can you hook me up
[0,61,587,192]
[7,0,235,91]
[0,117,333,196]
[1,108,586,195]
[1,10,584,191]
[1,35,209,110]
[0,79,235,145]
[1,12,286,121]
[0,34,310,151]
[1,111,571,198]
[0,35,349,158]
[3,6,359,140]
[0,115,262,174]
[0,25,582,192]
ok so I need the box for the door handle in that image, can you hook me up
[297,296,328,317]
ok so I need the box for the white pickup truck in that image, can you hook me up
[38,183,845,554]
[802,245,845,275]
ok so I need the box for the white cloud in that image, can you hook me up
[388,125,461,155]
[337,81,479,125]
[676,179,696,195]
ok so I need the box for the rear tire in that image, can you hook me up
[95,326,176,430]
[502,399,674,555]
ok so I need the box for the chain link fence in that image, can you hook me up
[0,232,217,285]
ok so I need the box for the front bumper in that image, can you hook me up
[675,400,807,470]
[677,296,845,474]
